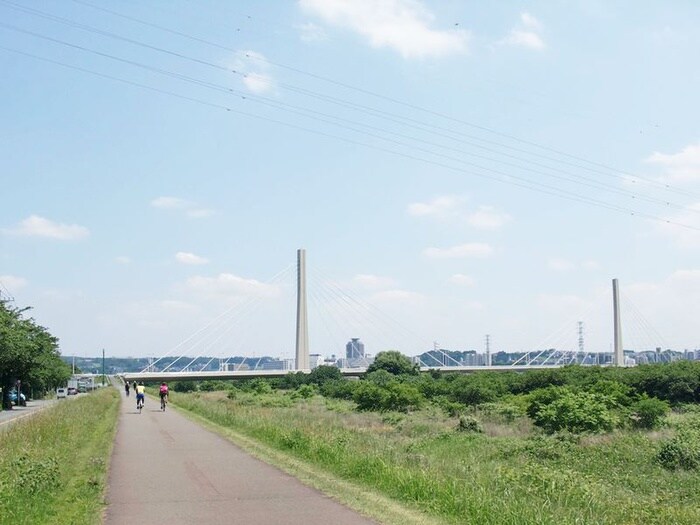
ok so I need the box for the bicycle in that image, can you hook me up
[137,396,144,413]
[160,394,167,412]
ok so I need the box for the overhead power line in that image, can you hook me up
[1,42,698,233]
[56,0,700,199]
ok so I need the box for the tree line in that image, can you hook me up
[0,299,71,409]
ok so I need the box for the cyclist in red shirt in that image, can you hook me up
[159,382,169,411]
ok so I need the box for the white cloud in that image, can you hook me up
[242,72,273,94]
[424,243,493,259]
[623,270,700,349]
[299,0,469,59]
[0,275,27,291]
[176,252,209,265]
[408,197,510,230]
[467,206,511,230]
[645,141,700,183]
[449,273,475,286]
[408,195,466,220]
[235,50,275,94]
[3,215,89,240]
[151,196,191,210]
[298,22,328,42]
[115,256,132,265]
[548,258,601,272]
[185,273,281,299]
[547,257,575,272]
[582,260,601,271]
[151,196,214,219]
[353,274,396,289]
[370,289,425,304]
[499,12,545,50]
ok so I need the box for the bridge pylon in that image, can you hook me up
[295,249,310,370]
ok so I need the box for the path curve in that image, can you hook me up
[105,390,376,525]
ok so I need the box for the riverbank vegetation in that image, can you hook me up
[168,355,700,524]
[0,387,120,524]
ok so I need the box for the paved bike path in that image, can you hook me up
[105,391,376,525]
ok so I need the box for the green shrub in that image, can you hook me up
[629,396,669,429]
[525,385,571,419]
[172,381,196,393]
[352,381,423,412]
[532,391,617,434]
[657,430,700,470]
[366,350,419,376]
[320,379,357,400]
[250,378,273,395]
[457,415,483,433]
[479,402,525,422]
[293,384,317,399]
[433,395,465,417]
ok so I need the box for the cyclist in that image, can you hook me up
[159,382,169,411]
[135,382,146,411]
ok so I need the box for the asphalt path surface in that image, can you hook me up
[105,390,377,525]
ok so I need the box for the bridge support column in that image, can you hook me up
[295,249,310,370]
[613,278,624,366]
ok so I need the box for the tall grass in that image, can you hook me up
[0,388,120,525]
[173,390,700,525]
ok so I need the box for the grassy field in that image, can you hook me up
[0,387,120,525]
[170,389,700,525]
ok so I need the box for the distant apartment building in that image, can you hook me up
[309,354,324,369]
[346,338,365,359]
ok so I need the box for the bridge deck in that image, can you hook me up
[123,364,570,382]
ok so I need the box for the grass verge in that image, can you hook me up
[170,390,700,525]
[0,387,120,525]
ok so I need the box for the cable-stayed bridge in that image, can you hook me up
[124,250,661,382]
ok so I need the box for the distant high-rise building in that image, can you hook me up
[346,338,365,359]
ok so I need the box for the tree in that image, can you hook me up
[366,351,419,376]
[0,300,68,409]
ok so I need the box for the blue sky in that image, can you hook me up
[1,1,699,360]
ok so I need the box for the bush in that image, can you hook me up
[293,384,317,399]
[366,351,419,376]
[457,415,483,433]
[352,381,423,412]
[172,381,196,393]
[532,391,617,434]
[307,365,343,386]
[629,396,669,429]
[479,402,525,422]
[320,379,357,400]
[526,386,571,419]
[657,428,700,470]
[250,379,273,395]
[353,382,387,411]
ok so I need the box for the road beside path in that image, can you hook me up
[0,398,58,430]
[105,391,377,525]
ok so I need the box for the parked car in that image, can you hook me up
[9,390,26,406]
[67,387,78,396]
[56,387,67,399]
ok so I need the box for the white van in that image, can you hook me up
[56,387,67,399]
